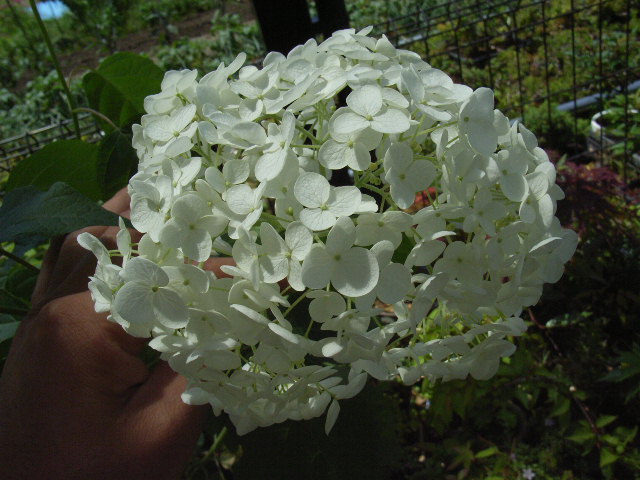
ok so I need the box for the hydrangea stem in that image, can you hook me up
[29,0,81,139]
[0,247,40,273]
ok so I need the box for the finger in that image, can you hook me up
[102,187,131,215]
[124,362,208,476]
[203,256,235,277]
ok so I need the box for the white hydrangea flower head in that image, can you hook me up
[82,28,578,436]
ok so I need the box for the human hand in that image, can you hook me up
[0,189,226,480]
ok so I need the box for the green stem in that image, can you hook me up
[0,247,40,273]
[73,107,119,131]
[202,426,228,465]
[304,319,315,338]
[283,290,310,317]
[29,0,81,139]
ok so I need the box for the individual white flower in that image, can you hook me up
[318,126,382,171]
[255,111,299,181]
[145,104,198,154]
[225,183,266,237]
[433,241,484,284]
[355,210,412,248]
[159,193,228,262]
[355,240,412,307]
[301,216,379,297]
[459,87,498,156]
[331,84,411,134]
[112,257,189,334]
[384,142,437,209]
[259,222,312,291]
[293,172,361,231]
[129,173,174,241]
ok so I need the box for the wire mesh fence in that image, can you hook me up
[2,0,638,181]
[0,113,102,175]
[366,0,639,179]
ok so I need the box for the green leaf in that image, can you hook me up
[550,396,571,417]
[600,447,619,468]
[6,140,101,201]
[83,52,162,129]
[96,130,138,199]
[596,415,617,429]
[567,430,595,444]
[0,182,122,249]
[5,266,38,301]
[475,446,499,459]
[0,321,19,343]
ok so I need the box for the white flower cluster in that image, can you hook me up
[81,27,577,435]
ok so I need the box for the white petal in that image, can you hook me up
[226,184,255,215]
[319,140,350,169]
[286,221,313,260]
[500,174,528,202]
[332,111,369,134]
[113,283,156,326]
[328,186,361,217]
[325,399,340,435]
[331,247,378,297]
[294,172,330,208]
[300,208,336,231]
[122,256,169,286]
[301,244,333,289]
[326,216,356,254]
[223,159,250,185]
[371,109,410,134]
[377,263,412,304]
[154,289,189,329]
[347,84,382,117]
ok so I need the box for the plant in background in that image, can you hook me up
[79,27,577,436]
[0,70,86,140]
[59,0,133,52]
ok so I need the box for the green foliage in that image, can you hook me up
[96,130,139,199]
[0,182,122,249]
[154,12,264,72]
[83,52,163,130]
[523,102,589,154]
[6,140,101,200]
[59,0,134,51]
[0,71,86,139]
[602,344,640,403]
[137,0,223,43]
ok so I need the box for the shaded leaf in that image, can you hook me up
[475,446,499,459]
[6,140,101,201]
[83,52,162,129]
[0,321,19,343]
[599,447,618,468]
[0,182,122,249]
[96,130,138,199]
[232,383,403,480]
[596,415,617,429]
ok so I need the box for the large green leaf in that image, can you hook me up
[0,182,122,249]
[232,383,403,480]
[83,52,163,129]
[6,140,101,201]
[96,130,138,199]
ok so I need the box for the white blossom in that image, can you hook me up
[82,28,577,437]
